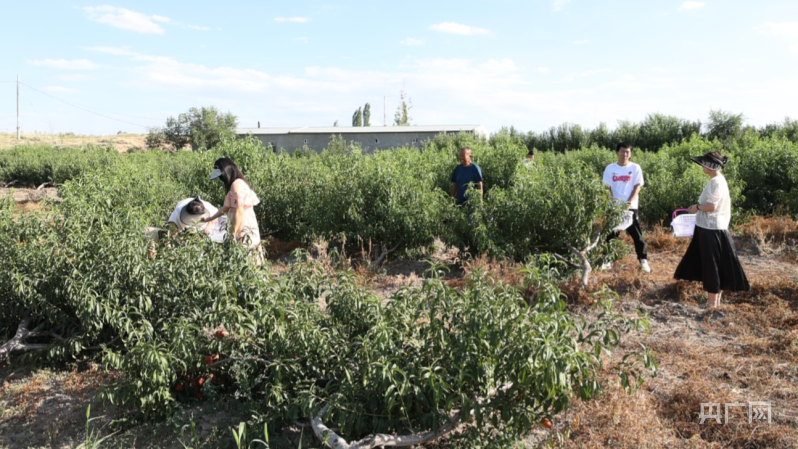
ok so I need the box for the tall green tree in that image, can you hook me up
[363,103,371,126]
[393,88,412,126]
[706,109,744,142]
[352,107,363,127]
[146,106,237,151]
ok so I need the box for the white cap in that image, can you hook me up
[209,168,222,180]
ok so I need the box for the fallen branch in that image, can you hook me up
[311,384,515,449]
[368,241,402,271]
[262,228,282,238]
[205,355,272,369]
[85,336,121,351]
[0,318,49,362]
[36,182,53,191]
[3,180,19,188]
[311,403,463,449]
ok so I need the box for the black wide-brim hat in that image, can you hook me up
[690,153,727,171]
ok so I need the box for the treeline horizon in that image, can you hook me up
[497,109,798,153]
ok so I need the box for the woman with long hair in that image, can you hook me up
[202,157,263,264]
[674,151,749,310]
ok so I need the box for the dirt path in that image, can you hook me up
[554,232,798,448]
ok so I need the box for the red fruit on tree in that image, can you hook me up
[541,418,553,429]
[175,384,185,392]
[215,330,226,339]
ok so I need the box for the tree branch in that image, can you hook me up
[550,253,581,270]
[36,182,53,191]
[3,180,19,188]
[368,241,402,271]
[262,228,282,238]
[583,228,603,254]
[566,244,591,290]
[85,336,121,351]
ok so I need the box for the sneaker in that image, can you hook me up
[599,262,612,271]
[640,259,652,273]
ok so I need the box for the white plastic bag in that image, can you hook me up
[613,210,634,232]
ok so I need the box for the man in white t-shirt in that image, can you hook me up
[602,142,650,273]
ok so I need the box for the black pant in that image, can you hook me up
[607,209,648,260]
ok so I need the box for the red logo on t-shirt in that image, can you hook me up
[612,174,632,182]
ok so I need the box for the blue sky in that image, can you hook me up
[1,0,797,135]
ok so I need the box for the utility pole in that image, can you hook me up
[16,75,20,140]
[383,95,386,127]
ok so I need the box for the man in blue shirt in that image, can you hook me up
[450,147,483,205]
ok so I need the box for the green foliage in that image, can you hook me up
[351,107,362,127]
[468,163,620,260]
[727,132,798,215]
[393,88,412,126]
[0,145,119,187]
[147,106,238,151]
[363,102,371,127]
[522,113,702,153]
[705,109,744,142]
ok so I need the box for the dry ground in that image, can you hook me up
[2,190,797,448]
[0,132,147,153]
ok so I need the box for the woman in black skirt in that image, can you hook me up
[674,151,750,309]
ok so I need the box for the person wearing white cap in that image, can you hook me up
[674,151,749,311]
[202,157,263,264]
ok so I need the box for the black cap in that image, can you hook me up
[690,153,728,171]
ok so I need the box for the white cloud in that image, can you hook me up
[553,0,570,11]
[573,40,590,44]
[55,74,95,81]
[678,2,706,11]
[275,17,310,23]
[294,37,309,43]
[755,22,798,40]
[536,67,550,73]
[83,46,136,56]
[756,22,798,53]
[82,6,169,34]
[429,22,490,35]
[400,38,424,46]
[560,68,611,82]
[27,58,100,70]
[186,25,211,31]
[42,86,79,94]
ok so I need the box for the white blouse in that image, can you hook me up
[696,175,731,230]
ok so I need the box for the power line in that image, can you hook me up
[27,90,165,121]
[19,82,162,128]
